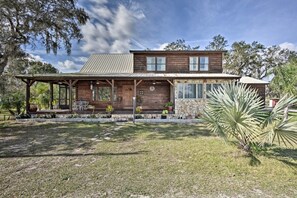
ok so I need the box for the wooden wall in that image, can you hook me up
[133,52,223,73]
[76,80,170,110]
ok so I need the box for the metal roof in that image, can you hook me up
[79,54,133,73]
[16,73,240,81]
[239,76,269,84]
[130,50,227,53]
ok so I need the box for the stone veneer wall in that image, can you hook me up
[174,79,233,117]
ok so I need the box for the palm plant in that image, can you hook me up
[203,82,297,154]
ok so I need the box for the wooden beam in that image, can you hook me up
[106,79,112,86]
[25,80,31,114]
[69,80,73,112]
[134,79,137,97]
[72,79,79,86]
[63,80,70,86]
[58,84,61,108]
[111,79,114,106]
[167,80,174,87]
[136,80,143,87]
[49,82,53,110]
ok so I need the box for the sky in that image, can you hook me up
[28,0,297,73]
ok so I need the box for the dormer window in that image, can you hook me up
[199,57,209,71]
[189,56,209,71]
[189,57,199,71]
[147,57,166,71]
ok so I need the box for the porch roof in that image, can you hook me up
[16,73,240,82]
[239,76,269,84]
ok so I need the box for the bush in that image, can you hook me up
[0,91,25,115]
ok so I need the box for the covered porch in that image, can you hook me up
[16,73,176,115]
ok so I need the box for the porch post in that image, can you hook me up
[111,79,114,106]
[58,84,61,108]
[25,80,30,114]
[49,82,53,109]
[134,79,137,97]
[69,80,73,112]
[167,79,175,106]
[23,79,35,114]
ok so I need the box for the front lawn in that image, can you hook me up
[0,121,296,197]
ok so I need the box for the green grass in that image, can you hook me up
[0,110,13,121]
[0,121,297,197]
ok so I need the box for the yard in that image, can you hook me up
[0,121,296,197]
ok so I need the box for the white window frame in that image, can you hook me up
[199,57,209,71]
[177,83,204,99]
[189,57,199,71]
[146,57,166,71]
[146,57,156,71]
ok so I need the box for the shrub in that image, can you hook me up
[203,82,297,154]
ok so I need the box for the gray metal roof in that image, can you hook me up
[239,76,269,84]
[79,54,133,73]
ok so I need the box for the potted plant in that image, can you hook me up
[161,109,168,119]
[105,105,114,118]
[135,106,143,119]
[165,101,174,112]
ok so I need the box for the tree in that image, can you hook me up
[224,41,296,79]
[0,0,89,74]
[164,39,199,50]
[203,83,297,154]
[0,90,25,115]
[205,34,228,50]
[270,58,297,97]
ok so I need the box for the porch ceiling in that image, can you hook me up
[15,73,240,82]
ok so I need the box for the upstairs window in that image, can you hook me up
[189,57,199,71]
[199,57,209,71]
[146,57,166,71]
[147,57,155,71]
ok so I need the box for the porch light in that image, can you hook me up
[90,81,94,90]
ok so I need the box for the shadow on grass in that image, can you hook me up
[145,123,212,140]
[0,150,148,158]
[0,122,211,158]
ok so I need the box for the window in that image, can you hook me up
[156,57,166,71]
[177,83,203,99]
[206,83,222,98]
[189,57,199,71]
[213,84,221,91]
[197,84,203,98]
[185,84,196,98]
[98,87,111,101]
[200,57,209,71]
[146,57,166,71]
[178,84,183,99]
[146,57,155,71]
[206,84,212,98]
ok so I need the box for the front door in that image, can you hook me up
[122,85,133,109]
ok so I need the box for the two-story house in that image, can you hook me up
[16,50,267,116]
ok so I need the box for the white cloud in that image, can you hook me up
[279,42,297,51]
[57,60,79,71]
[73,56,88,63]
[28,54,44,62]
[81,1,145,53]
[153,43,168,50]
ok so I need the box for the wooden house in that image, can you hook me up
[16,50,268,116]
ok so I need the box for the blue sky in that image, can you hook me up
[28,0,297,73]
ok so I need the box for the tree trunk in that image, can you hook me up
[0,58,7,75]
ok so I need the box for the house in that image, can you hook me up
[16,50,268,116]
